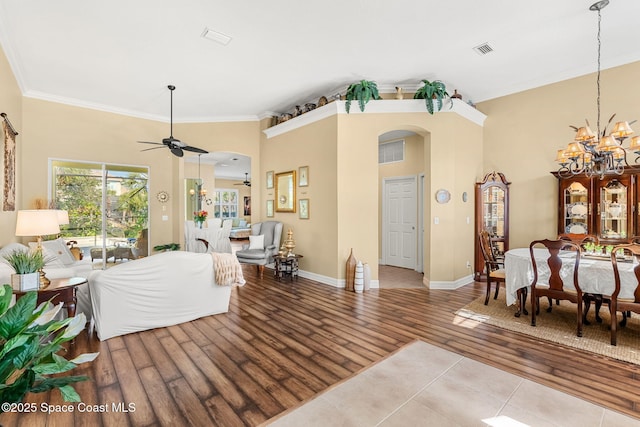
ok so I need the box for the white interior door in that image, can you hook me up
[383,176,417,269]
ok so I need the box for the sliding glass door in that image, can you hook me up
[50,160,149,267]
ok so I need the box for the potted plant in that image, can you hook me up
[3,249,45,291]
[0,284,99,406]
[413,79,450,114]
[344,80,381,113]
[153,243,181,252]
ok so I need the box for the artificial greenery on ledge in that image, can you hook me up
[345,80,381,113]
[413,79,450,114]
[0,285,98,406]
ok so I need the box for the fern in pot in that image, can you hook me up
[345,80,381,113]
[3,249,45,291]
[414,79,449,114]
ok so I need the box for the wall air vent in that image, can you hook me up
[473,42,494,56]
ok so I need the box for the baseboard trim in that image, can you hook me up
[428,274,473,290]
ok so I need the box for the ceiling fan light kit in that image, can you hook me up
[138,85,209,157]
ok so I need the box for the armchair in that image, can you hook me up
[235,221,283,278]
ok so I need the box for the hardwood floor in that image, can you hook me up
[3,267,640,426]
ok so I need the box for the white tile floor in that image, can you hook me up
[265,340,638,427]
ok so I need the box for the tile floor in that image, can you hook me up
[378,265,425,289]
[265,340,638,427]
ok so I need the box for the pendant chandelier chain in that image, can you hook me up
[596,7,602,139]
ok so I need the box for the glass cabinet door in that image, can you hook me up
[482,186,505,255]
[563,181,589,235]
[475,172,510,280]
[599,178,629,240]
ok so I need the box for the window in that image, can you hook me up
[379,140,405,164]
[212,189,239,218]
[50,159,149,266]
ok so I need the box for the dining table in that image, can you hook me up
[504,247,638,310]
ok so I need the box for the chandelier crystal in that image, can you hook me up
[556,0,639,178]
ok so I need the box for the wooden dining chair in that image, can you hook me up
[609,243,640,346]
[479,230,506,305]
[529,239,583,337]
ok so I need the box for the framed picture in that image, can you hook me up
[299,199,309,219]
[298,166,309,187]
[243,196,251,216]
[275,170,296,212]
[266,170,274,189]
[266,199,274,217]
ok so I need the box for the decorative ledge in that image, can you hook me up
[263,99,486,139]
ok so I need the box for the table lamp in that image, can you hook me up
[15,209,61,288]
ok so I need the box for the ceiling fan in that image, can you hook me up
[137,85,208,158]
[234,173,251,187]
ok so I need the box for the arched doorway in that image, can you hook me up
[378,130,426,288]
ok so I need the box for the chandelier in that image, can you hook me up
[556,0,639,178]
[189,154,212,209]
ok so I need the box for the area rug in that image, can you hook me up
[456,293,640,365]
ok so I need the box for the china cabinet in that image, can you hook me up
[474,172,510,280]
[553,167,639,244]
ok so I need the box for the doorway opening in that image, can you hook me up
[378,129,426,288]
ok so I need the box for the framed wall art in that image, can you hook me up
[299,199,309,219]
[298,166,309,187]
[266,199,274,217]
[266,170,274,189]
[275,170,296,212]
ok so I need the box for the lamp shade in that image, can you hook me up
[612,121,634,139]
[575,126,596,142]
[15,210,61,237]
[55,209,69,225]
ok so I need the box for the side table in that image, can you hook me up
[274,254,303,281]
[13,277,87,318]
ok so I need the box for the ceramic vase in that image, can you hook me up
[345,248,356,292]
[354,261,364,293]
[363,263,371,291]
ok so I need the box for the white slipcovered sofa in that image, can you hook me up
[83,251,232,340]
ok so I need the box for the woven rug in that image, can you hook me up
[456,293,640,365]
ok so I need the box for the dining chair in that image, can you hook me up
[529,239,583,337]
[478,230,506,305]
[609,243,640,346]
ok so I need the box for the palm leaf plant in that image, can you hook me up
[0,284,98,406]
[413,79,450,114]
[345,80,381,113]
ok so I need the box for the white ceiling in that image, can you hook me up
[1,0,639,180]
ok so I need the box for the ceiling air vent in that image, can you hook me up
[473,42,494,56]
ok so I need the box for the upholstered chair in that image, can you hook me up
[235,221,283,278]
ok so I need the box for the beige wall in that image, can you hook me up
[16,97,261,252]
[0,45,21,246]
[261,116,338,279]
[262,108,482,284]
[479,60,640,249]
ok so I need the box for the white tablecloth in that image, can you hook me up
[186,227,220,253]
[504,248,637,306]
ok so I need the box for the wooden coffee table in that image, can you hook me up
[13,277,87,318]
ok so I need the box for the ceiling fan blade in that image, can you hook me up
[140,146,166,152]
[137,141,163,145]
[182,145,208,154]
[170,147,184,157]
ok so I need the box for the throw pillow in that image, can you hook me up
[249,235,265,250]
[30,238,76,266]
[0,243,29,258]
